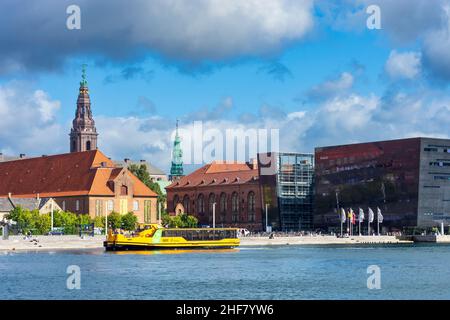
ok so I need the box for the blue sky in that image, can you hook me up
[0,0,449,172]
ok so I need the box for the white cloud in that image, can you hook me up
[385,50,421,80]
[1,81,449,174]
[0,82,65,156]
[0,0,315,73]
[306,72,354,101]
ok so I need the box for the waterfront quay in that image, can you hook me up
[0,234,418,252]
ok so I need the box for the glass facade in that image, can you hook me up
[313,138,436,231]
[258,152,314,231]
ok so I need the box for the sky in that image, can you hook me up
[1,0,450,173]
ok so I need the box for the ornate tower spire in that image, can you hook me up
[169,119,184,181]
[69,64,98,153]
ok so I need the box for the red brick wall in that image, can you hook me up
[166,181,263,231]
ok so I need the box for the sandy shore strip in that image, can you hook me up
[0,235,414,252]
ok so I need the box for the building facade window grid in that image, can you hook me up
[248,191,256,222]
[276,153,314,231]
[95,199,102,217]
[197,194,205,214]
[231,192,239,222]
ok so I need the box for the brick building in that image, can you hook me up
[166,161,263,231]
[314,137,450,231]
[0,150,158,223]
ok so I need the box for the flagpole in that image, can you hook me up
[336,191,343,238]
[347,215,350,236]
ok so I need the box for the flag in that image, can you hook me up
[377,207,383,223]
[368,208,375,223]
[351,209,356,225]
[358,208,364,222]
[340,208,346,223]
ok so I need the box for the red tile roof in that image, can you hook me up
[166,161,258,189]
[0,150,157,198]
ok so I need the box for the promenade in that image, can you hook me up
[0,235,105,252]
[0,234,415,252]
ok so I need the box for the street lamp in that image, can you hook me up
[158,201,162,224]
[50,198,54,232]
[212,202,216,229]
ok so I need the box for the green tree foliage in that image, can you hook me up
[53,211,78,234]
[6,207,35,234]
[94,216,105,228]
[6,207,92,235]
[34,212,51,235]
[163,214,198,228]
[121,212,138,231]
[107,211,122,229]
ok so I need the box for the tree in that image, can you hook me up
[164,214,198,228]
[6,206,34,234]
[108,211,122,229]
[6,208,91,235]
[121,212,138,231]
[128,163,166,206]
[94,216,105,228]
[34,213,51,235]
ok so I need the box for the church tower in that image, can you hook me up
[70,64,98,153]
[169,120,184,181]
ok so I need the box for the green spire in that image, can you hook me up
[80,64,88,87]
[170,119,184,178]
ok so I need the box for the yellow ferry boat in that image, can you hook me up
[104,224,240,251]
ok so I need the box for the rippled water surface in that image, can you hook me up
[1,244,450,299]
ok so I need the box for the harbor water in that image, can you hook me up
[1,244,450,300]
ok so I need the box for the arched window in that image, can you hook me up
[86,140,91,151]
[231,192,239,222]
[173,195,180,212]
[183,195,190,214]
[72,140,76,152]
[197,194,205,215]
[219,193,227,223]
[120,185,128,196]
[219,193,227,213]
[208,194,216,214]
[248,191,256,222]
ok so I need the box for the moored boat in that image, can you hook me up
[104,224,240,251]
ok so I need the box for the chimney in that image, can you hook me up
[0,153,3,161]
[36,193,40,201]
[19,153,26,159]
[140,159,146,163]
[124,158,130,164]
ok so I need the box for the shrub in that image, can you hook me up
[108,211,122,229]
[121,212,138,231]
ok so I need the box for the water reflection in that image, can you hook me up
[108,248,240,255]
